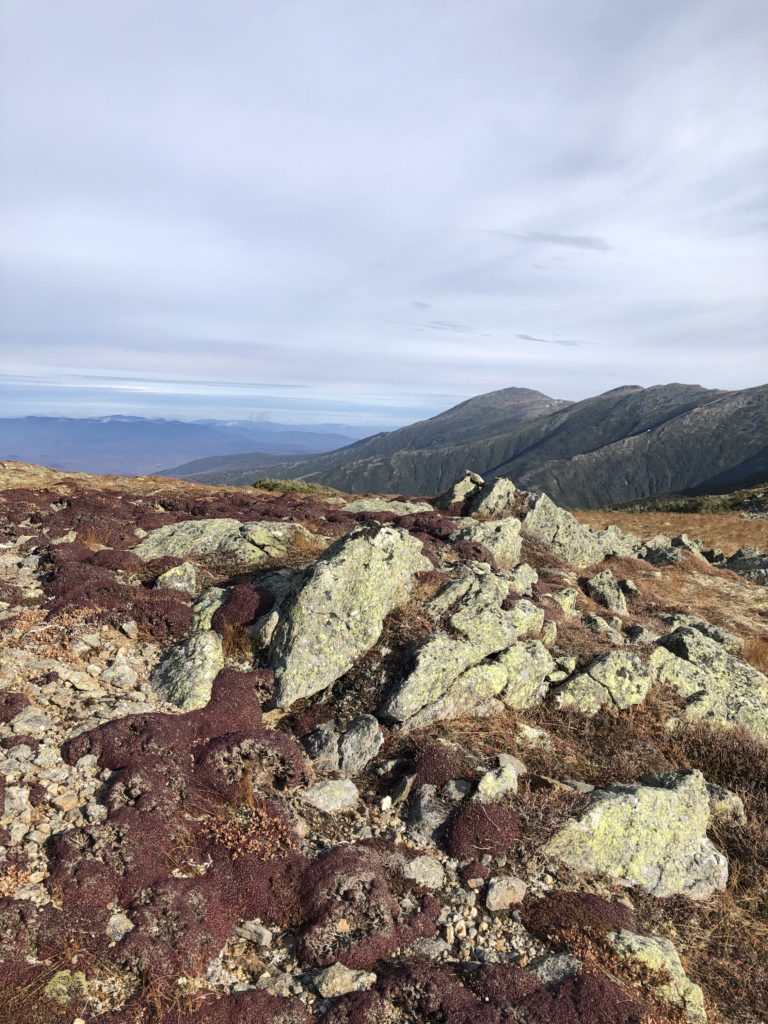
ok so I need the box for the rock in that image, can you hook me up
[706,782,747,827]
[606,930,707,1022]
[106,912,134,943]
[434,472,483,510]
[381,570,516,727]
[191,587,227,632]
[651,627,768,740]
[155,561,197,593]
[313,962,377,998]
[300,779,359,813]
[100,652,138,689]
[724,545,768,585]
[545,770,728,898]
[342,498,433,515]
[304,722,341,773]
[506,598,545,639]
[151,631,224,710]
[401,854,445,890]
[134,518,324,568]
[551,587,579,617]
[625,624,661,645]
[338,715,384,776]
[584,570,628,615]
[406,937,450,959]
[407,784,453,845]
[541,619,557,647]
[236,920,274,946]
[450,517,522,566]
[659,614,741,654]
[473,755,527,802]
[555,650,653,715]
[9,706,54,737]
[466,477,518,518]
[529,953,580,987]
[121,619,139,639]
[507,562,538,597]
[523,493,639,567]
[485,874,527,910]
[270,524,430,708]
[583,613,624,644]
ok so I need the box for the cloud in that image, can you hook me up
[499,232,613,252]
[0,0,766,419]
[517,334,584,348]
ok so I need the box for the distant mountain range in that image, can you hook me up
[0,416,365,476]
[164,383,768,508]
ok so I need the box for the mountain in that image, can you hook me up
[0,416,359,476]
[164,386,569,485]
[168,383,768,509]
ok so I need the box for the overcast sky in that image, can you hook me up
[1,0,766,424]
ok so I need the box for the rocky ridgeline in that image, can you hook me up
[0,468,766,1023]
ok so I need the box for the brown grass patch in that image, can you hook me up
[575,510,768,556]
[742,637,768,675]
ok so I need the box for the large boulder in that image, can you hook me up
[522,493,638,567]
[133,518,325,568]
[554,650,653,715]
[466,477,518,518]
[606,931,707,1022]
[544,770,728,898]
[380,570,516,726]
[269,524,431,708]
[584,570,628,615]
[433,471,484,510]
[342,498,434,515]
[650,627,768,740]
[151,630,224,710]
[496,641,555,709]
[450,517,522,567]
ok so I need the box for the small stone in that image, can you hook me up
[485,875,527,910]
[106,912,134,942]
[236,920,273,946]
[402,854,445,890]
[121,620,139,639]
[314,962,377,998]
[300,779,359,813]
[338,714,384,776]
[155,560,197,593]
[473,755,527,803]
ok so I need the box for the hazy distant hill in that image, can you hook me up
[0,416,359,476]
[169,383,768,508]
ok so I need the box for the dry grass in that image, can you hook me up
[575,510,767,556]
[742,637,768,675]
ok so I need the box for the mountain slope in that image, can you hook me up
[174,383,768,509]
[166,387,568,484]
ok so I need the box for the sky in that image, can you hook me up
[1,0,767,426]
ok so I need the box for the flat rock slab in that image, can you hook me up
[133,518,325,568]
[270,524,431,708]
[555,650,653,715]
[523,493,639,567]
[545,769,728,898]
[151,630,224,710]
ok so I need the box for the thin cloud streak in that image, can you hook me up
[517,334,584,348]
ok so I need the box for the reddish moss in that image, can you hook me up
[451,539,498,569]
[517,971,649,1024]
[410,742,475,791]
[88,547,143,572]
[297,844,439,969]
[522,892,637,947]
[0,690,30,724]
[211,583,274,633]
[446,802,523,861]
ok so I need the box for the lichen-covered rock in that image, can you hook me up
[433,471,483,510]
[466,477,518,518]
[497,641,555,709]
[401,854,445,890]
[191,586,227,632]
[342,498,434,515]
[314,961,377,997]
[151,630,224,709]
[508,562,538,596]
[381,570,515,726]
[451,517,522,566]
[338,714,384,776]
[473,755,527,802]
[659,613,742,654]
[551,587,579,616]
[523,493,639,567]
[155,560,197,593]
[134,517,324,568]
[651,627,768,740]
[506,598,545,639]
[270,524,431,707]
[544,770,728,898]
[300,779,359,813]
[584,569,628,615]
[554,650,653,715]
[606,930,707,1022]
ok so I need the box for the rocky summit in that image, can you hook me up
[0,462,767,1024]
